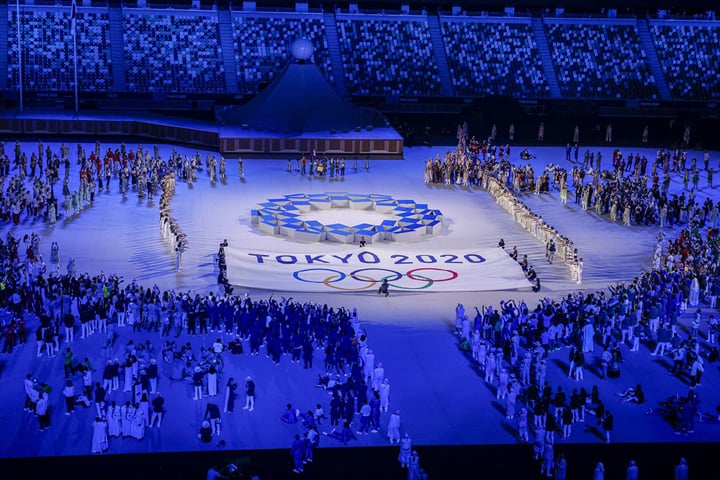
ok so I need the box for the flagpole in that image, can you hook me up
[72,0,78,114]
[16,0,22,112]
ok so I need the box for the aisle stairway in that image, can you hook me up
[322,12,346,96]
[636,18,671,100]
[426,14,454,97]
[108,5,126,91]
[530,17,561,99]
[0,6,8,90]
[217,7,239,94]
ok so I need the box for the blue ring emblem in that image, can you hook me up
[251,192,443,243]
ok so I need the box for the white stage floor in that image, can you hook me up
[1,140,719,459]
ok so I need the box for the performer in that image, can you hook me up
[378,279,389,297]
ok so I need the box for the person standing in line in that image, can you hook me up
[108,359,119,392]
[50,241,60,272]
[91,417,109,454]
[205,402,222,436]
[290,434,305,473]
[192,367,204,400]
[674,457,689,480]
[387,409,401,444]
[82,365,93,401]
[626,459,639,480]
[546,240,556,264]
[602,410,613,443]
[372,362,384,392]
[408,451,422,480]
[398,433,412,468]
[344,392,355,427]
[305,428,318,464]
[224,377,237,413]
[517,406,529,442]
[36,326,45,357]
[329,392,341,427]
[120,401,134,438]
[363,349,375,382]
[567,347,577,380]
[243,376,255,411]
[561,406,573,439]
[594,462,605,480]
[150,394,164,427]
[207,365,218,397]
[63,348,75,378]
[63,379,76,415]
[175,246,182,272]
[379,378,390,412]
[582,321,594,353]
[63,312,75,343]
[94,382,106,418]
[102,361,113,394]
[485,351,496,384]
[36,392,50,431]
[123,357,134,393]
[357,401,371,434]
[107,401,121,438]
[576,259,584,285]
[554,452,567,480]
[574,350,585,381]
[690,356,704,387]
[132,403,146,440]
[369,391,381,432]
[147,358,159,394]
[541,441,554,478]
[302,337,314,369]
[24,374,35,412]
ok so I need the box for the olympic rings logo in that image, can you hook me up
[293,267,459,291]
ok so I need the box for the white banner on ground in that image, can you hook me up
[226,246,532,293]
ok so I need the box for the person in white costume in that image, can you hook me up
[91,417,108,454]
[387,410,401,444]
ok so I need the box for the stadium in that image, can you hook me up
[0,0,719,479]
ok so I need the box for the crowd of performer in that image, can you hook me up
[159,173,187,271]
[0,140,427,477]
[453,190,718,478]
[424,124,718,232]
[491,178,583,282]
[0,140,245,228]
[2,134,717,476]
[1,231,420,473]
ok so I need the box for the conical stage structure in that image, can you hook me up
[221,62,377,135]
